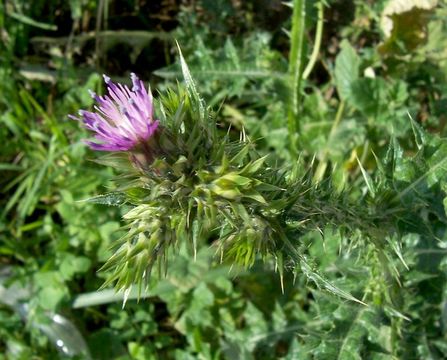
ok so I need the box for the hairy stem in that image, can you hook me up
[287,0,306,158]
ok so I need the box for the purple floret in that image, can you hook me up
[70,73,159,151]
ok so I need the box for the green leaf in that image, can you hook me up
[334,40,360,100]
[59,253,91,280]
[33,272,69,311]
[88,329,126,359]
[283,337,308,359]
[81,192,127,206]
[357,156,376,197]
[241,155,269,175]
[7,11,57,30]
[300,257,367,306]
[176,41,205,120]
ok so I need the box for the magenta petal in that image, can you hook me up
[72,73,159,152]
[68,114,80,121]
[85,140,129,151]
[147,120,159,137]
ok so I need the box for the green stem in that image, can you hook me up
[329,100,345,137]
[95,0,106,69]
[303,1,324,80]
[313,100,345,182]
[287,0,306,158]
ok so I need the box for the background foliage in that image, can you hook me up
[1,0,447,359]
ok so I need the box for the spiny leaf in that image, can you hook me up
[176,41,205,120]
[80,192,127,206]
[299,257,367,306]
[356,155,376,197]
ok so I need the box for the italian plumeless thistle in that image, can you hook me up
[73,58,427,305]
[70,73,159,152]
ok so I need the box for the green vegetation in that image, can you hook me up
[1,0,447,359]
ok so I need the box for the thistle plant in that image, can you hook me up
[70,73,159,152]
[72,52,446,307]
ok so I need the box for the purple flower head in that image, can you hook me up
[70,73,159,152]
